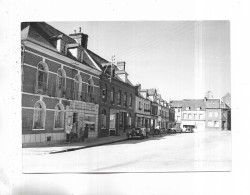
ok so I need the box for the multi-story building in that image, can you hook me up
[21,22,102,146]
[205,98,230,130]
[141,88,158,128]
[134,84,151,129]
[159,99,169,129]
[181,99,206,131]
[170,100,183,126]
[87,53,135,137]
[169,107,175,128]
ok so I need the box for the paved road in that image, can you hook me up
[22,131,231,173]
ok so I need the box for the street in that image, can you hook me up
[23,131,231,173]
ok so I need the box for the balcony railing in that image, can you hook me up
[23,82,99,104]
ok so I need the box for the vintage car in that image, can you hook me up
[127,127,148,139]
[167,126,183,134]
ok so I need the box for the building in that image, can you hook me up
[158,99,169,129]
[134,84,151,130]
[87,52,135,137]
[169,107,175,128]
[21,22,102,146]
[170,100,183,126]
[205,99,223,130]
[181,99,206,131]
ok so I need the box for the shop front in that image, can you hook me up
[65,101,99,140]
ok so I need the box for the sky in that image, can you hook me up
[48,21,231,101]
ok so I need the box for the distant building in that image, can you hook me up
[170,100,183,125]
[134,84,151,130]
[181,99,206,131]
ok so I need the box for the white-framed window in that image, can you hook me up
[54,104,64,129]
[183,113,187,119]
[87,78,94,94]
[208,121,213,127]
[209,111,212,117]
[199,114,203,120]
[214,112,218,117]
[186,106,190,110]
[74,74,82,100]
[33,101,46,130]
[188,113,192,119]
[36,62,48,94]
[214,121,219,127]
[56,69,66,97]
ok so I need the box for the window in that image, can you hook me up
[188,113,192,119]
[186,106,190,110]
[128,113,132,128]
[74,74,82,100]
[139,101,142,110]
[208,121,213,127]
[33,101,46,129]
[124,92,127,107]
[56,69,66,97]
[194,114,198,119]
[199,114,203,120]
[101,109,107,128]
[214,121,219,127]
[183,113,187,119]
[209,111,212,117]
[54,104,64,128]
[178,109,181,112]
[102,84,107,103]
[214,112,218,117]
[177,116,180,121]
[36,62,48,94]
[87,78,94,94]
[129,94,132,107]
[111,87,115,104]
[118,90,121,105]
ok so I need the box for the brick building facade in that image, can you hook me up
[21,22,102,146]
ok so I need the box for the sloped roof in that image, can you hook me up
[21,22,98,70]
[205,99,220,108]
[170,100,183,108]
[182,99,205,111]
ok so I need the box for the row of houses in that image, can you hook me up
[21,22,175,147]
[170,98,231,131]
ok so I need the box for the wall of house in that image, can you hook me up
[22,43,101,146]
[205,109,222,130]
[98,75,135,138]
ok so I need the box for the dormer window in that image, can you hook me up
[56,38,67,55]
[186,106,190,110]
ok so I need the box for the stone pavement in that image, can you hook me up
[22,135,128,155]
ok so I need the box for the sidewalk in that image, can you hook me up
[22,135,128,155]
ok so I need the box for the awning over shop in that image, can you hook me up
[110,109,120,114]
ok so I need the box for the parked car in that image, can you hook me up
[167,126,183,134]
[127,127,148,139]
[184,127,194,133]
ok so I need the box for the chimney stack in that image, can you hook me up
[69,30,88,49]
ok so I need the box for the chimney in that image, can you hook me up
[69,29,88,49]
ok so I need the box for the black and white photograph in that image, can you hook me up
[21,21,231,173]
[1,0,250,194]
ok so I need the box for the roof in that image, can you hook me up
[182,99,205,111]
[147,88,157,96]
[87,49,134,87]
[205,99,221,109]
[21,22,99,70]
[170,100,183,108]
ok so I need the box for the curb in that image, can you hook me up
[50,138,128,154]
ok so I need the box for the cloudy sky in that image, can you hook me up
[48,21,230,101]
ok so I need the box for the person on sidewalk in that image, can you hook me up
[65,120,72,143]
